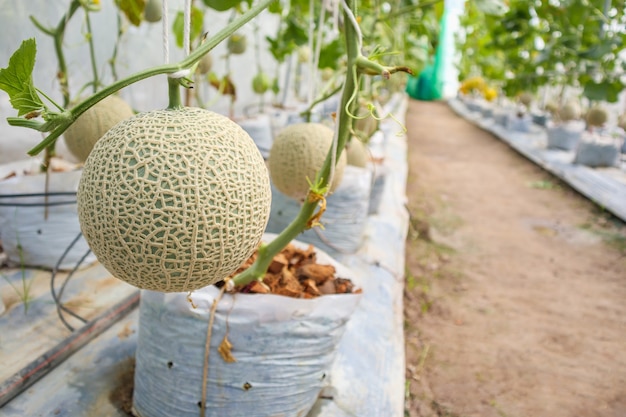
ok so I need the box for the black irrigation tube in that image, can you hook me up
[0,290,140,408]
[0,192,77,207]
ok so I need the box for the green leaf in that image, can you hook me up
[203,0,245,12]
[583,80,623,103]
[0,38,45,117]
[173,7,205,49]
[116,0,146,26]
[318,39,345,70]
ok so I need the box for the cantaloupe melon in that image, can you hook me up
[618,113,626,130]
[197,53,213,75]
[227,34,247,55]
[252,72,270,94]
[64,95,134,162]
[586,106,608,127]
[518,92,533,107]
[268,123,346,201]
[77,107,271,293]
[558,101,581,122]
[144,0,162,23]
[345,138,368,168]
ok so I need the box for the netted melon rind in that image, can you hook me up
[64,95,134,162]
[559,101,581,122]
[586,106,608,127]
[268,123,347,201]
[77,107,271,293]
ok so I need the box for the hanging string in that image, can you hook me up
[183,0,192,57]
[162,0,169,64]
[162,0,192,79]
[342,0,362,50]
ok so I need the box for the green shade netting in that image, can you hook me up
[407,9,449,101]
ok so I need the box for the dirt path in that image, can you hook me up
[403,100,626,417]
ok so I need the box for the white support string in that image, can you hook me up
[162,0,169,64]
[183,0,192,57]
[162,0,192,79]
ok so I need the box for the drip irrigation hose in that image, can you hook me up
[0,192,77,207]
[50,231,92,332]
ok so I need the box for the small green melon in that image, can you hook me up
[558,101,581,122]
[252,72,271,94]
[77,107,271,293]
[320,67,334,82]
[197,53,213,75]
[227,34,247,55]
[144,0,162,22]
[618,113,626,130]
[586,106,608,127]
[268,123,347,201]
[518,92,533,107]
[345,138,369,168]
[64,95,134,162]
[544,100,559,115]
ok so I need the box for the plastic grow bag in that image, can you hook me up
[574,140,620,168]
[266,165,372,257]
[132,234,362,417]
[0,169,96,270]
[546,123,584,151]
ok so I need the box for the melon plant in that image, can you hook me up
[268,123,347,201]
[64,95,134,162]
[77,107,271,293]
[586,106,608,127]
[345,137,369,168]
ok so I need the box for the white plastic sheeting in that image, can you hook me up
[267,165,373,257]
[0,169,96,270]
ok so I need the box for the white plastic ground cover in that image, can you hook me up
[0,168,97,270]
[266,165,373,256]
[132,233,362,417]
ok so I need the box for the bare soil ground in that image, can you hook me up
[403,100,626,417]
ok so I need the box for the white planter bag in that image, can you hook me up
[546,122,584,151]
[266,165,372,256]
[574,140,620,168]
[132,235,362,417]
[237,114,274,159]
[0,169,96,270]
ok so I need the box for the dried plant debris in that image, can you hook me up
[230,243,360,298]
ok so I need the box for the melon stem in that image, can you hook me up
[232,0,362,287]
[167,77,183,109]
